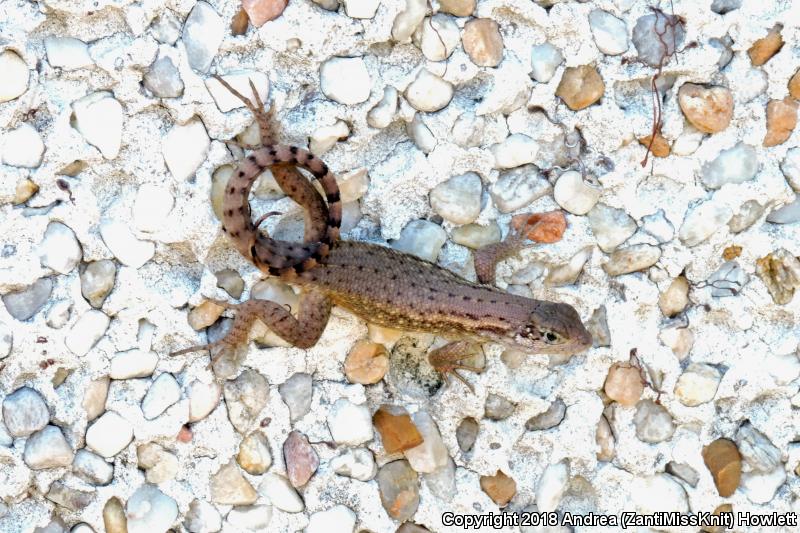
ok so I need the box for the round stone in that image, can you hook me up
[429,172,482,225]
[126,484,178,533]
[320,57,371,105]
[142,373,181,420]
[678,84,734,134]
[556,65,605,110]
[1,123,44,168]
[404,69,454,113]
[23,425,74,469]
[462,18,504,67]
[3,386,49,437]
[674,363,722,406]
[588,9,629,55]
[39,221,82,275]
[86,411,134,457]
[0,50,29,102]
[553,171,600,215]
[72,92,124,159]
[530,42,563,83]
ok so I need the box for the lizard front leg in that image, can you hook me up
[428,340,484,392]
[473,217,548,285]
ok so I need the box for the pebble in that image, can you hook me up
[589,9,629,55]
[80,260,116,308]
[462,18,504,67]
[22,425,73,469]
[13,178,39,204]
[182,1,224,72]
[0,50,28,102]
[86,411,134,457]
[711,0,741,14]
[707,260,750,297]
[142,373,181,419]
[0,322,11,359]
[377,460,420,520]
[666,461,699,487]
[72,92,123,159]
[328,398,374,446]
[748,24,783,66]
[554,171,600,215]
[736,423,781,473]
[109,349,158,379]
[151,11,181,44]
[525,398,566,431]
[639,132,671,158]
[711,35,735,70]
[99,220,155,267]
[438,0,474,16]
[755,249,800,305]
[259,473,304,512]
[309,120,349,154]
[215,269,244,299]
[65,310,110,356]
[162,117,210,181]
[781,147,800,191]
[763,97,798,147]
[223,369,269,433]
[284,430,319,487]
[632,475,688,514]
[586,305,610,347]
[430,173,482,225]
[672,124,705,156]
[277,373,312,422]
[373,404,424,453]
[741,467,786,504]
[188,300,224,331]
[451,111,485,148]
[392,219,447,262]
[206,72,269,113]
[536,461,569,512]
[604,362,643,407]
[38,222,82,275]
[344,341,389,384]
[83,376,110,422]
[330,447,377,481]
[103,496,127,533]
[404,411,448,473]
[392,0,427,42]
[407,114,436,153]
[603,244,660,276]
[641,209,674,243]
[320,56,371,105]
[556,65,604,111]
[729,199,764,233]
[485,393,515,420]
[126,484,178,533]
[367,87,398,128]
[226,504,271,530]
[242,0,288,26]
[404,69,453,112]
[596,416,615,462]
[634,399,675,443]
[679,201,732,247]
[659,276,689,317]
[424,456,456,500]
[545,246,593,286]
[677,84,733,134]
[530,42,563,83]
[311,0,339,10]
[511,211,565,243]
[416,15,459,61]
[73,449,114,485]
[790,68,800,99]
[491,134,538,169]
[480,470,516,507]
[452,222,501,249]
[185,380,220,423]
[236,431,272,475]
[1,277,53,321]
[210,460,257,505]
[307,505,357,533]
[703,438,742,497]
[490,165,550,213]
[456,417,479,452]
[674,363,721,406]
[768,349,800,385]
[46,481,93,512]
[1,123,44,167]
[184,499,222,533]
[632,12,685,68]
[138,444,179,484]
[133,183,174,232]
[143,55,183,98]
[587,203,637,252]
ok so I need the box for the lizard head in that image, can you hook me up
[510,301,593,355]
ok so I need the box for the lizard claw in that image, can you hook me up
[428,340,484,393]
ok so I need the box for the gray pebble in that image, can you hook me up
[525,398,566,430]
[588,203,637,252]
[2,277,53,321]
[641,209,674,243]
[278,373,312,422]
[490,164,550,213]
[634,399,675,443]
[430,173,483,225]
[224,369,269,433]
[586,305,611,347]
[665,461,699,487]
[143,55,184,98]
[215,268,244,299]
[766,195,800,224]
[81,260,117,308]
[23,425,74,469]
[729,199,764,233]
[484,393,515,420]
[711,0,742,14]
[456,417,479,452]
[632,12,685,68]
[3,386,50,437]
[736,422,782,473]
[73,448,114,485]
[126,484,178,533]
[182,1,224,72]
[701,143,759,189]
[707,260,749,297]
[530,42,563,83]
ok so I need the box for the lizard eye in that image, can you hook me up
[543,331,561,344]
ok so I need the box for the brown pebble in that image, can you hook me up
[702,438,742,497]
[789,68,800,100]
[723,245,742,261]
[763,97,798,147]
[678,83,733,134]
[658,276,689,318]
[748,24,783,66]
[438,0,475,17]
[638,132,671,158]
[14,178,39,205]
[187,300,225,330]
[176,425,193,443]
[373,405,424,454]
[377,459,420,521]
[603,362,643,407]
[231,7,249,36]
[462,18,504,67]
[556,65,605,110]
[344,341,389,384]
[511,210,566,243]
[480,470,517,507]
[702,503,733,533]
[241,0,287,27]
[283,430,319,487]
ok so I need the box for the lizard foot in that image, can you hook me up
[213,75,273,145]
[428,340,484,393]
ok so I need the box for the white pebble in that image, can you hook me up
[736,423,782,473]
[142,373,181,420]
[631,474,688,513]
[404,69,454,113]
[327,399,373,446]
[0,322,11,359]
[392,219,447,262]
[38,221,82,274]
[184,499,222,532]
[673,363,721,406]
[344,0,379,18]
[490,165,550,213]
[430,173,482,225]
[0,50,29,102]
[367,86,398,128]
[86,411,134,457]
[72,92,123,159]
[188,380,222,422]
[672,124,704,156]
[767,195,800,224]
[182,1,224,72]
[530,42,563,83]
[404,411,449,473]
[133,184,174,232]
[416,14,460,61]
[407,114,437,153]
[206,72,269,113]
[65,310,110,356]
[2,386,49,437]
[781,147,800,191]
[1,123,44,167]
[307,505,356,533]
[82,377,110,422]
[259,473,305,513]
[99,219,155,267]
[330,448,377,481]
[226,504,272,529]
[554,171,601,215]
[126,484,178,533]
[338,168,370,202]
[320,57,371,105]
[535,461,569,512]
[641,209,674,243]
[309,120,350,154]
[162,117,210,181]
[451,222,501,249]
[110,349,158,379]
[73,449,114,485]
[741,467,786,504]
[23,425,74,469]
[44,36,93,70]
[490,134,538,169]
[767,351,800,386]
[392,0,427,42]
[587,203,636,252]
[588,9,629,55]
[678,200,732,247]
[546,246,593,287]
[701,142,759,189]
[46,300,73,329]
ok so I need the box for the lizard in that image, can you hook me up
[173,78,593,387]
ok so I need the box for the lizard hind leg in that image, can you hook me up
[428,340,485,393]
[213,75,275,146]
